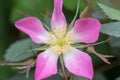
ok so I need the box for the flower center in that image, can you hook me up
[48,27,73,55]
[56,37,66,47]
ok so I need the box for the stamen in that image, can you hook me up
[47,27,73,55]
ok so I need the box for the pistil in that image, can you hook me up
[48,27,73,55]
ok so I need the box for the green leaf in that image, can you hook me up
[4,38,39,62]
[11,70,63,80]
[109,37,120,58]
[92,10,107,20]
[99,0,120,9]
[110,46,120,59]
[101,22,120,37]
[10,71,34,80]
[45,74,63,80]
[97,2,120,20]
[116,76,120,80]
[93,72,107,80]
[76,77,88,80]
[109,37,120,47]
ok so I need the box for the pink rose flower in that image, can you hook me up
[15,0,101,80]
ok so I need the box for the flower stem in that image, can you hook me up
[42,22,51,32]
[73,37,114,49]
[12,45,49,59]
[89,37,114,46]
[66,0,80,36]
[60,55,68,80]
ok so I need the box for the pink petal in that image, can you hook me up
[51,0,67,30]
[63,47,93,79]
[35,48,59,80]
[15,17,50,44]
[69,18,101,43]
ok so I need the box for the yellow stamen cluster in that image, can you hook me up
[48,27,73,55]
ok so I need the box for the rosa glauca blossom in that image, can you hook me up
[15,0,101,80]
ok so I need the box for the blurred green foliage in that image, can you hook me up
[4,38,39,62]
[0,0,120,80]
[98,2,120,21]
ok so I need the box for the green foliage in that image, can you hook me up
[45,74,63,80]
[1,0,120,80]
[90,35,111,66]
[93,72,107,80]
[101,22,120,37]
[92,10,107,20]
[63,0,86,12]
[76,77,88,80]
[63,0,78,11]
[0,66,16,80]
[116,77,120,80]
[4,38,39,62]
[10,0,53,23]
[0,0,11,60]
[11,70,63,80]
[109,37,120,47]
[109,37,120,58]
[99,0,120,9]
[98,2,120,20]
[67,0,80,32]
[10,71,34,80]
